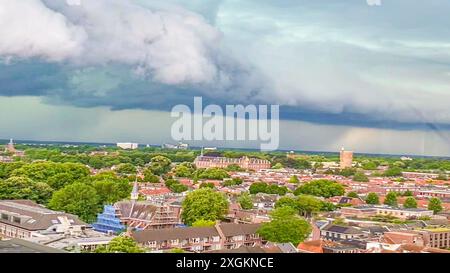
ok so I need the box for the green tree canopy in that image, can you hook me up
[428,197,443,214]
[47,173,76,190]
[383,167,403,177]
[192,219,216,227]
[115,163,136,175]
[199,182,215,189]
[165,178,188,193]
[249,182,288,196]
[340,168,356,177]
[238,193,253,210]
[384,192,398,207]
[225,164,245,172]
[48,182,99,222]
[0,176,53,204]
[353,172,369,182]
[289,175,300,184]
[173,162,196,178]
[92,179,131,205]
[347,192,359,198]
[143,169,160,183]
[272,163,283,169]
[365,192,380,205]
[223,177,243,187]
[181,188,229,226]
[95,236,144,253]
[403,197,417,209]
[149,156,172,175]
[294,179,345,198]
[195,167,230,180]
[275,195,324,217]
[257,207,311,245]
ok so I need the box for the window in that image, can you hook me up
[1,213,8,221]
[12,216,21,224]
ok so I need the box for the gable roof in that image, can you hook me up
[132,226,219,243]
[0,200,86,231]
[219,223,261,237]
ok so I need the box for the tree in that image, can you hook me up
[275,195,323,217]
[402,190,413,197]
[0,176,53,204]
[149,156,172,175]
[347,192,359,198]
[384,192,398,207]
[272,163,283,169]
[353,172,369,182]
[403,197,417,209]
[249,182,268,194]
[225,164,244,172]
[181,188,229,226]
[192,219,216,227]
[195,168,230,180]
[143,169,160,183]
[294,179,345,198]
[48,182,99,223]
[92,180,131,205]
[383,167,403,177]
[257,207,311,245]
[0,162,26,179]
[199,182,215,189]
[238,193,253,210]
[170,183,189,193]
[289,175,300,184]
[340,168,356,177]
[165,179,188,193]
[267,184,288,195]
[366,192,380,205]
[428,198,443,214]
[249,182,287,195]
[173,162,196,178]
[115,163,136,175]
[47,173,76,190]
[95,236,144,253]
[223,178,243,187]
[361,161,378,170]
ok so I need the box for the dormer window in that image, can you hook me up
[1,213,8,221]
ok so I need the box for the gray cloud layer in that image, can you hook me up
[0,0,450,129]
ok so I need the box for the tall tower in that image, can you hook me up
[129,176,139,218]
[340,147,353,169]
[5,138,16,153]
[130,177,139,201]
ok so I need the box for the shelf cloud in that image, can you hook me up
[1,0,450,131]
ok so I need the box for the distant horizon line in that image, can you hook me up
[1,138,449,159]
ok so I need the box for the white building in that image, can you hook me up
[117,143,139,150]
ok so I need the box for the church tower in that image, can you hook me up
[130,176,139,201]
[5,139,16,153]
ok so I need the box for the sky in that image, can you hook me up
[1,0,450,156]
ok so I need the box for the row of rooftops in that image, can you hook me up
[0,200,86,231]
[344,204,433,212]
[194,156,270,164]
[132,223,261,243]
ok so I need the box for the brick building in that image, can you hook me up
[194,155,271,171]
[0,200,87,239]
[131,223,261,252]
